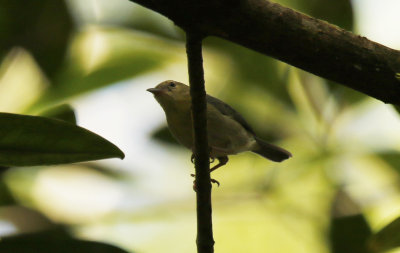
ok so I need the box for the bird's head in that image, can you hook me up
[147,80,190,109]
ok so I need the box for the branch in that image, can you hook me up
[129,0,400,105]
[186,33,214,252]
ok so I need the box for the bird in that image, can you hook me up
[147,80,291,180]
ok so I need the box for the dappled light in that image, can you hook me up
[1,0,400,252]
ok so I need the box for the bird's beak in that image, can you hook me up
[147,88,164,95]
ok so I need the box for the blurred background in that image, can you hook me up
[1,0,400,252]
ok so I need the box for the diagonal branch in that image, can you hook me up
[129,0,400,105]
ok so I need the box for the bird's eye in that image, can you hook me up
[169,82,176,88]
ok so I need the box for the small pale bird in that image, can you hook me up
[147,80,291,177]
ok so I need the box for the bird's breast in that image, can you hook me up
[165,109,194,149]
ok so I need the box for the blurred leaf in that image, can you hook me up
[0,112,124,166]
[0,178,15,205]
[377,152,400,175]
[0,48,47,114]
[0,228,131,253]
[263,0,362,107]
[331,215,372,253]
[326,80,367,109]
[0,206,56,234]
[126,4,184,40]
[39,104,77,124]
[30,28,171,111]
[206,37,293,108]
[82,162,131,181]
[275,0,353,31]
[369,217,400,252]
[0,0,73,78]
[330,190,372,253]
[151,125,179,146]
[393,105,400,115]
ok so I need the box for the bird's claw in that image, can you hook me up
[210,178,220,187]
[191,174,220,191]
[191,154,215,164]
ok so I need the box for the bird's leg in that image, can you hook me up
[191,153,195,164]
[202,156,228,186]
[191,150,215,164]
[191,156,228,189]
[210,156,228,173]
[191,151,225,190]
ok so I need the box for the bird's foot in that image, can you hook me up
[190,154,215,164]
[191,174,220,192]
[211,178,220,186]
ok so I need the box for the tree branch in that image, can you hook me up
[186,33,214,253]
[129,0,400,105]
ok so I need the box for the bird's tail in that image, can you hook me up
[251,136,292,162]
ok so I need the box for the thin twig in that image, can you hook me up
[186,32,215,253]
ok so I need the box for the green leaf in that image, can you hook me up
[39,104,77,124]
[0,112,124,166]
[330,190,372,253]
[0,179,16,205]
[377,151,400,175]
[30,28,170,111]
[205,37,294,109]
[331,215,372,253]
[0,0,73,78]
[369,217,400,252]
[0,228,131,253]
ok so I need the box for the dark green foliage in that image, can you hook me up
[0,228,131,253]
[0,113,124,167]
[329,190,372,253]
[0,178,15,205]
[369,217,400,252]
[0,0,73,78]
[330,214,372,253]
[39,104,77,124]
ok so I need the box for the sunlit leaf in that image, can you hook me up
[205,37,294,108]
[369,217,400,252]
[126,4,184,40]
[39,104,77,124]
[0,0,73,78]
[0,49,47,114]
[0,228,131,253]
[0,112,124,166]
[30,28,172,111]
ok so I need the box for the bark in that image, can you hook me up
[186,33,214,253]
[129,0,400,104]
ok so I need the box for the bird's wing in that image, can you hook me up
[206,95,255,134]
